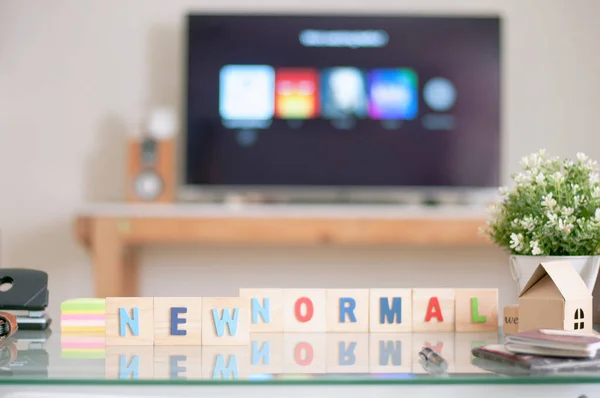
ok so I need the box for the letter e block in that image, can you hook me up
[412,289,455,332]
[106,297,154,346]
[454,289,498,332]
[239,288,284,333]
[369,289,412,332]
[154,297,202,346]
[283,289,326,332]
[326,289,369,332]
[202,297,250,346]
[503,305,519,335]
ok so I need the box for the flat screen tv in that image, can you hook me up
[182,13,501,202]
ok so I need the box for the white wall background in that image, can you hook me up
[1,0,600,324]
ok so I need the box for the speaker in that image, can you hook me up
[126,108,176,203]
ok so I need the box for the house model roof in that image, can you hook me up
[519,260,592,300]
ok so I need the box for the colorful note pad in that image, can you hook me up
[61,333,105,359]
[61,298,106,333]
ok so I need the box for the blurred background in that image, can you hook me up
[1,0,600,324]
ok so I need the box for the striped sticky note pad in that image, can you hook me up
[61,298,106,333]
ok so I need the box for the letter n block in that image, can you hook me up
[283,289,326,332]
[412,289,455,332]
[326,289,369,332]
[154,297,202,345]
[454,289,499,332]
[106,297,154,346]
[201,297,250,346]
[369,289,413,332]
[239,288,284,332]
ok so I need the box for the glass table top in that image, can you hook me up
[1,327,600,386]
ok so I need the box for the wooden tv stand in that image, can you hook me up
[74,203,490,298]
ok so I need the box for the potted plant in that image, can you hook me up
[483,149,600,293]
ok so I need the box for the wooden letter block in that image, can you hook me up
[412,289,455,332]
[283,289,326,332]
[106,297,154,346]
[454,332,500,373]
[154,297,202,346]
[283,333,327,374]
[326,333,369,373]
[202,346,250,380]
[326,289,369,333]
[454,289,499,332]
[368,333,412,373]
[154,347,202,380]
[202,297,250,346]
[411,332,455,374]
[105,346,154,380]
[369,289,413,332]
[239,288,284,333]
[250,333,284,374]
[503,305,519,335]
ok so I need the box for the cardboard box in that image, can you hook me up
[518,261,592,333]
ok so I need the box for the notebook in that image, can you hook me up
[504,329,600,357]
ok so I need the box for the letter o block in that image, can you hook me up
[283,289,326,332]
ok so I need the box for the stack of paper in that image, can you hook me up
[60,298,106,333]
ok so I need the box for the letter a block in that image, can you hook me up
[106,297,154,346]
[412,289,455,332]
[239,288,284,333]
[454,289,498,332]
[202,297,250,346]
[326,289,369,332]
[369,289,412,332]
[283,289,326,332]
[154,297,203,346]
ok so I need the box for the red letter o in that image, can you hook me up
[294,297,314,323]
[294,342,313,366]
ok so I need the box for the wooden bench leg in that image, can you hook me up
[91,218,138,297]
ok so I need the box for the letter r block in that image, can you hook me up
[154,297,202,346]
[369,289,413,332]
[106,297,155,346]
[326,289,369,332]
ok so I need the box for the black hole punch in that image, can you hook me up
[0,277,14,293]
[0,315,12,340]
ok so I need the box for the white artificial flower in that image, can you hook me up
[565,160,575,168]
[562,207,574,217]
[541,193,557,208]
[590,173,600,184]
[535,172,546,186]
[510,233,524,252]
[498,186,509,196]
[595,208,600,222]
[520,216,535,231]
[530,240,542,255]
[546,211,558,225]
[552,171,564,184]
[520,156,529,168]
[572,184,580,194]
[558,218,573,234]
[577,152,588,163]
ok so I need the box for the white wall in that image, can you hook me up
[1,0,600,323]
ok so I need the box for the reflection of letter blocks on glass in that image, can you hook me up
[454,289,499,332]
[368,333,412,373]
[202,346,250,380]
[283,333,326,374]
[105,298,154,346]
[326,289,369,332]
[250,333,284,374]
[153,347,202,380]
[239,288,284,333]
[201,298,250,346]
[153,298,203,345]
[369,289,413,332]
[412,289,456,332]
[105,346,154,380]
[283,289,326,332]
[326,333,369,373]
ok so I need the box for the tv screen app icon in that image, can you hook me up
[321,67,368,119]
[274,68,319,119]
[367,68,418,120]
[219,65,275,120]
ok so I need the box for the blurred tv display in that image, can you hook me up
[185,14,501,188]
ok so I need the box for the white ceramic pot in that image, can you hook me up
[510,255,600,294]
